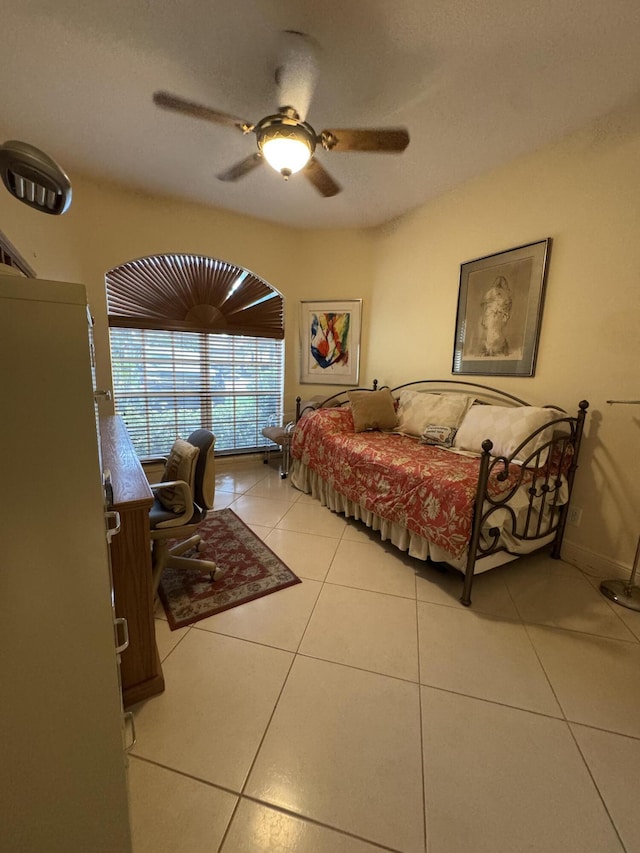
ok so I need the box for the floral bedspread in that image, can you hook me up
[290,407,527,558]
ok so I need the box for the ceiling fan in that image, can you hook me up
[152,31,410,198]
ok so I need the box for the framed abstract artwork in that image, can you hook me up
[299,299,362,385]
[452,239,551,377]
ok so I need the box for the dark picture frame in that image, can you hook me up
[452,239,551,376]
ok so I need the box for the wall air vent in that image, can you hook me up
[0,140,72,215]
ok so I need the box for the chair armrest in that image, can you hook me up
[150,480,192,512]
[140,455,168,466]
[150,480,195,527]
[150,479,190,495]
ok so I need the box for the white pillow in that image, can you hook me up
[454,405,559,464]
[395,390,473,437]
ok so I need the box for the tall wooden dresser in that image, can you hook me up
[100,415,165,707]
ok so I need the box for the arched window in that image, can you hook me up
[107,254,284,456]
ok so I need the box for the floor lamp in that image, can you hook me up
[599,399,640,612]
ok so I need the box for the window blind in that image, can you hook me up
[110,327,284,457]
[106,254,284,340]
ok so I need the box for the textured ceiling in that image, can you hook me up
[2,0,640,229]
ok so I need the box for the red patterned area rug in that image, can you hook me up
[159,508,301,630]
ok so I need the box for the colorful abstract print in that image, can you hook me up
[310,311,350,370]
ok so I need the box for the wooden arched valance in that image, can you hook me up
[106,254,284,340]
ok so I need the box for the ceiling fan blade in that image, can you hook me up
[320,128,410,153]
[216,153,263,182]
[153,91,252,132]
[304,158,341,197]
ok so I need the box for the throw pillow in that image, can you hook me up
[420,424,458,448]
[395,390,473,437]
[348,388,398,432]
[454,405,559,464]
[156,438,199,513]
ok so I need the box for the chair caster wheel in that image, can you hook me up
[197,540,206,553]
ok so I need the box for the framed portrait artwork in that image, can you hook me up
[299,299,362,385]
[452,239,551,377]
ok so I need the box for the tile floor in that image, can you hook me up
[128,454,640,853]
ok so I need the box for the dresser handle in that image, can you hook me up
[123,711,136,752]
[105,510,121,543]
[114,616,129,654]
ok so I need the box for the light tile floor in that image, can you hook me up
[128,454,640,853]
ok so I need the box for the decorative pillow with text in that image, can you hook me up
[420,424,458,448]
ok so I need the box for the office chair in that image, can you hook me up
[143,429,222,596]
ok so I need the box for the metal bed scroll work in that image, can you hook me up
[462,400,589,605]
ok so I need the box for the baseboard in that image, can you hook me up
[561,539,630,580]
[217,450,277,468]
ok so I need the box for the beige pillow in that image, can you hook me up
[454,405,558,464]
[395,390,473,437]
[348,388,398,432]
[157,438,199,513]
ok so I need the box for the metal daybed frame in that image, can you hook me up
[293,379,589,606]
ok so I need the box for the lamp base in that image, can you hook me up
[599,579,640,612]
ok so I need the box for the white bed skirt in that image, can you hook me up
[290,459,558,575]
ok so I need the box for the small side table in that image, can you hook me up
[262,420,294,479]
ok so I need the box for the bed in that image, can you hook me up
[289,380,589,605]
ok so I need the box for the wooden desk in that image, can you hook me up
[100,415,164,707]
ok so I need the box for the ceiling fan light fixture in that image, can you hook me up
[256,116,316,178]
[261,135,311,177]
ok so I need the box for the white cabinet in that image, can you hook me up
[0,276,132,852]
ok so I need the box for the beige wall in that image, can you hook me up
[0,177,373,416]
[366,102,640,573]
[2,99,638,573]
